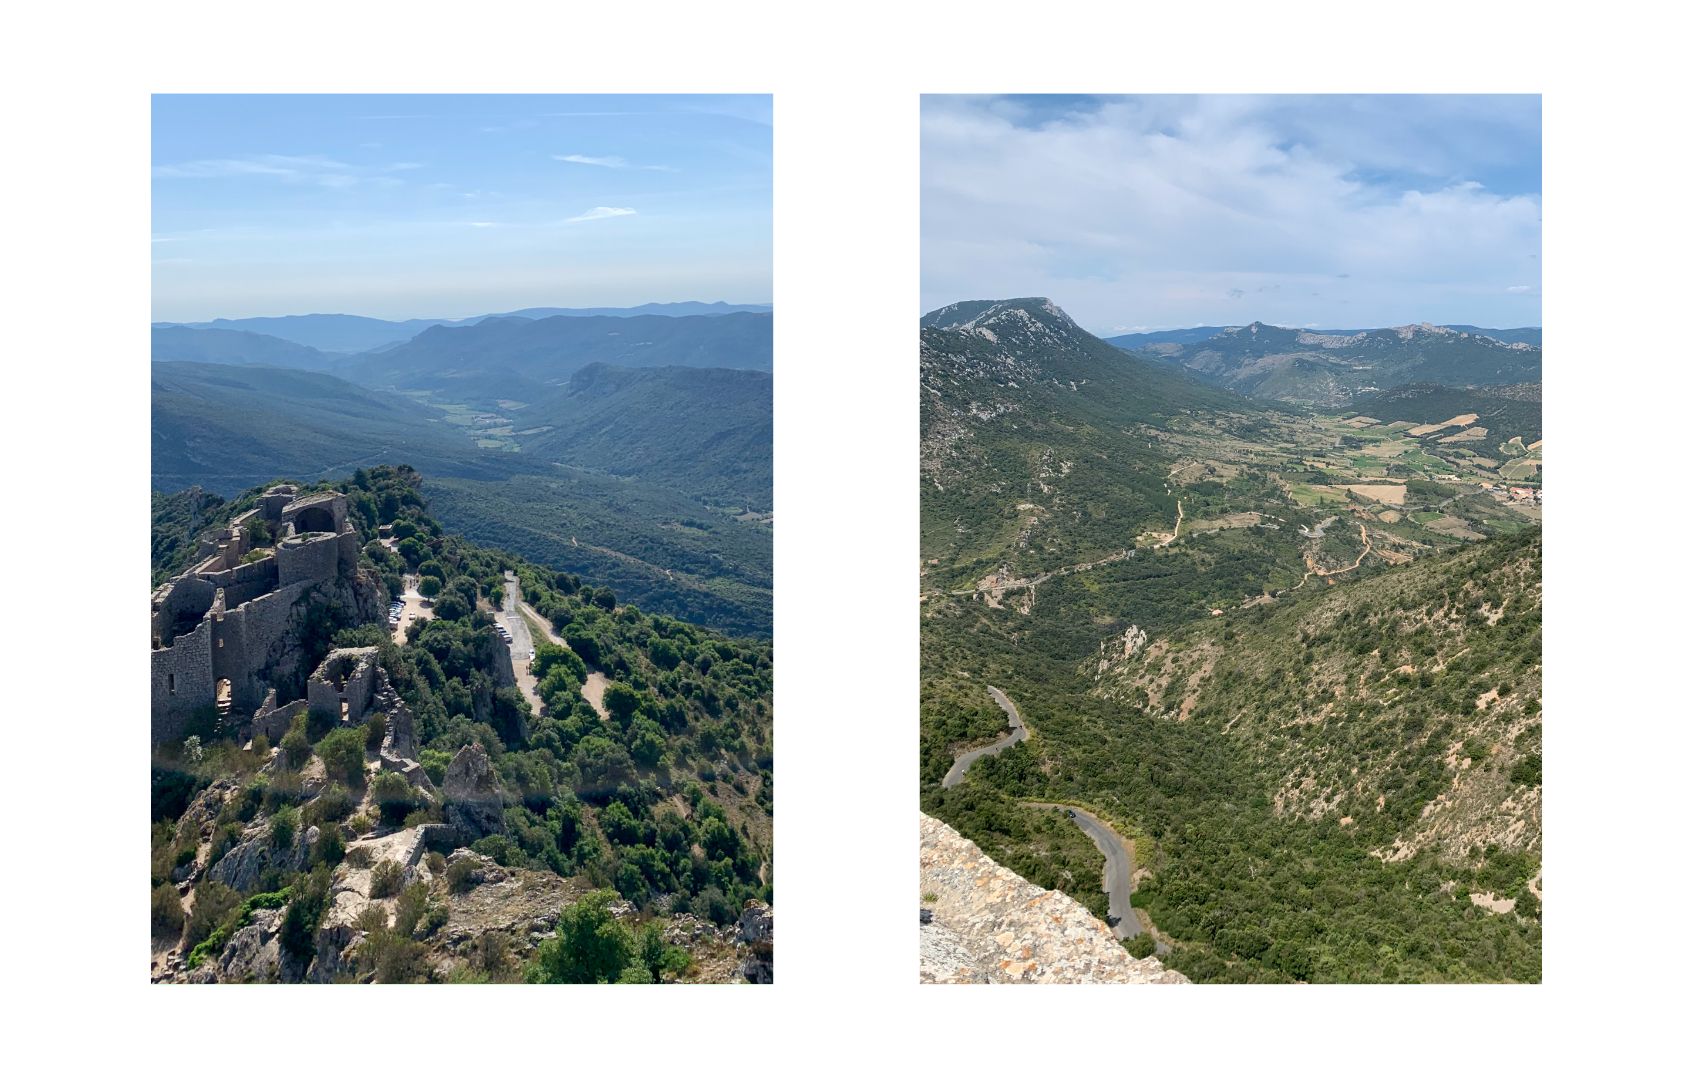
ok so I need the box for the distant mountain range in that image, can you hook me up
[346,312,772,403]
[1105,320,1540,407]
[154,301,773,354]
[1106,323,1540,350]
[151,325,342,371]
[150,303,774,635]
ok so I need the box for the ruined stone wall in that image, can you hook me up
[281,492,346,537]
[210,580,312,716]
[197,556,279,609]
[260,490,295,522]
[250,692,308,743]
[152,574,217,647]
[277,532,340,589]
[306,648,380,725]
[152,618,215,743]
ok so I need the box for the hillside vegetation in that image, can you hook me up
[152,466,771,982]
[920,299,1542,983]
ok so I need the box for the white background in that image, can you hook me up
[3,0,1686,1072]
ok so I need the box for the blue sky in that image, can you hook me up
[153,94,771,321]
[922,95,1542,333]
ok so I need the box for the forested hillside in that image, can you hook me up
[152,466,772,983]
[920,300,1542,983]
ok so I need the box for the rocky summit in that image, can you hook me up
[918,814,1186,984]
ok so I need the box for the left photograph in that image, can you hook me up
[150,94,774,984]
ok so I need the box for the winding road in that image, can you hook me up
[940,685,1027,788]
[942,685,1168,953]
[1025,802,1167,952]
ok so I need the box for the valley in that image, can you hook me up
[919,298,1542,983]
[152,306,773,637]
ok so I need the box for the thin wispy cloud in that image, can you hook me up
[152,94,771,321]
[553,153,675,172]
[562,206,637,224]
[153,153,416,189]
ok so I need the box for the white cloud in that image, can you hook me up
[553,153,675,172]
[562,206,637,224]
[1506,284,1534,293]
[922,96,1541,330]
[556,153,629,168]
[152,154,413,189]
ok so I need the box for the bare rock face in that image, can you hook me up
[734,902,773,984]
[443,743,506,841]
[205,820,310,893]
[918,814,1187,984]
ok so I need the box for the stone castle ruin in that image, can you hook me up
[150,485,377,744]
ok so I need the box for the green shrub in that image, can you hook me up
[370,859,405,899]
[446,857,478,894]
[184,880,239,951]
[371,770,419,827]
[317,726,367,786]
[280,727,311,770]
[303,784,355,827]
[1123,934,1157,959]
[151,884,185,938]
[270,805,300,850]
[311,826,346,868]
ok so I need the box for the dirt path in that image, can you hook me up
[1286,523,1375,593]
[1151,499,1185,549]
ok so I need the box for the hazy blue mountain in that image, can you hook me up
[515,363,771,509]
[1100,326,1239,349]
[151,326,339,370]
[156,301,774,354]
[151,361,526,495]
[1109,321,1540,406]
[346,312,773,404]
[1105,323,1542,351]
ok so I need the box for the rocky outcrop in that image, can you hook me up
[442,743,505,841]
[307,825,436,983]
[919,814,1186,984]
[205,821,313,893]
[734,902,773,984]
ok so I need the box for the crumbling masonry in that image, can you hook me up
[150,485,366,743]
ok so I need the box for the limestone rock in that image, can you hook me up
[443,743,506,841]
[918,813,1187,984]
[735,901,773,984]
[205,820,309,893]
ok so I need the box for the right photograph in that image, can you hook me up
[919,94,1542,984]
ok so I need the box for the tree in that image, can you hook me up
[525,889,636,983]
[418,575,443,599]
[603,682,641,724]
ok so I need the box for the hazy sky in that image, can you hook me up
[152,94,772,321]
[922,94,1542,334]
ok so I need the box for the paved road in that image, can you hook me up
[500,572,544,713]
[1065,807,1143,941]
[503,573,611,723]
[941,685,1028,788]
[1026,802,1167,953]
